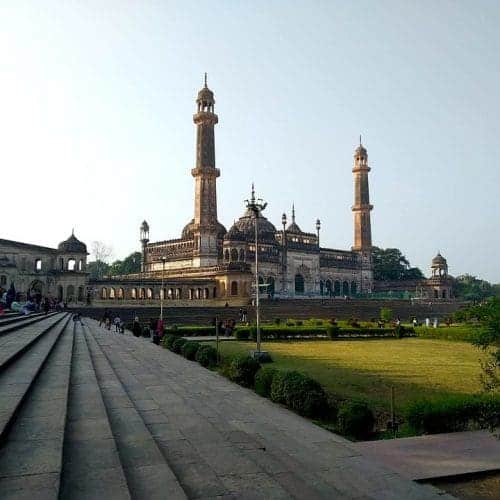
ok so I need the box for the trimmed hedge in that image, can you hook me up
[181,341,200,360]
[162,334,178,350]
[227,356,261,388]
[172,337,188,354]
[195,344,218,368]
[164,326,217,337]
[270,370,328,418]
[327,325,340,339]
[406,394,500,435]
[254,367,278,397]
[337,400,375,440]
[415,326,482,342]
[233,326,411,340]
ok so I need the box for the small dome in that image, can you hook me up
[432,253,447,266]
[181,219,226,240]
[227,208,277,243]
[58,232,87,254]
[287,222,302,233]
[140,220,149,231]
[197,86,214,102]
[355,144,367,156]
[225,225,246,241]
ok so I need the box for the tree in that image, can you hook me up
[108,252,142,276]
[86,261,110,280]
[453,274,493,302]
[90,241,113,279]
[372,247,424,281]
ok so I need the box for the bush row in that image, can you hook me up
[234,326,414,340]
[161,335,218,368]
[415,326,482,342]
[406,394,500,434]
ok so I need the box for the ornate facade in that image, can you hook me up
[93,78,375,303]
[0,232,88,302]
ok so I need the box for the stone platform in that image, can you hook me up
[0,313,454,499]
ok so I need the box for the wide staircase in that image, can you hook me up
[81,299,466,327]
[0,313,454,499]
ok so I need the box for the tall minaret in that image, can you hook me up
[352,137,373,293]
[191,74,220,266]
[352,137,373,250]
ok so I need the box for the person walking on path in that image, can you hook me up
[132,315,142,337]
[113,315,121,333]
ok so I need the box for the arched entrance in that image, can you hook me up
[295,274,305,294]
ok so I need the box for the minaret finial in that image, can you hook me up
[292,203,295,223]
[71,227,74,236]
[359,134,362,146]
[251,183,255,202]
[204,72,207,88]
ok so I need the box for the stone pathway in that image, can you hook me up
[0,314,455,499]
[355,430,500,481]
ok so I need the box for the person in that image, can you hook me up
[433,317,438,328]
[395,317,401,327]
[238,308,243,322]
[119,318,125,334]
[242,308,248,323]
[113,315,121,333]
[132,316,142,337]
[412,317,418,328]
[425,317,430,327]
[43,298,50,315]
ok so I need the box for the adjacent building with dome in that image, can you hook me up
[0,232,88,302]
[93,78,376,304]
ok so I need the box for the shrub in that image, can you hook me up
[315,319,323,326]
[337,400,375,439]
[254,367,278,397]
[295,320,303,326]
[162,334,177,350]
[228,356,261,388]
[195,344,218,368]
[406,394,500,435]
[270,370,328,418]
[249,326,265,341]
[347,317,360,328]
[235,328,250,340]
[329,317,337,325]
[327,325,340,339]
[181,341,200,360]
[380,307,393,322]
[172,337,188,354]
[274,318,281,325]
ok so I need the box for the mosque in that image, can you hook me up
[94,77,374,304]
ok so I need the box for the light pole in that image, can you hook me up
[245,185,267,355]
[160,257,166,321]
[281,213,287,295]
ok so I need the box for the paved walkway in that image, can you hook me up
[84,320,451,499]
[355,430,500,481]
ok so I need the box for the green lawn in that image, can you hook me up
[206,338,486,414]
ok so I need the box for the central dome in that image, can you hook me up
[226,209,277,243]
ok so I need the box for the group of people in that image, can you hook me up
[0,284,66,316]
[99,309,125,333]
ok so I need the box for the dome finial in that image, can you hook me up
[204,72,207,88]
[292,203,296,223]
[251,182,255,202]
[359,134,362,146]
[71,227,74,236]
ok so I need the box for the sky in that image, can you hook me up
[1,1,499,281]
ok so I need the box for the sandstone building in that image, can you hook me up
[0,232,88,302]
[93,78,375,304]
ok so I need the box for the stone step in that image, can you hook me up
[0,312,59,336]
[0,312,45,327]
[59,322,131,500]
[0,319,75,499]
[0,314,67,372]
[84,323,187,499]
[0,314,71,444]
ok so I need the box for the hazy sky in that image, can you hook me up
[1,1,499,281]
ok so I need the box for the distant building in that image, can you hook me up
[0,232,88,302]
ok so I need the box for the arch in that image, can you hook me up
[442,289,447,299]
[78,286,84,301]
[342,281,349,296]
[434,289,439,299]
[224,249,230,262]
[326,279,333,296]
[0,275,6,286]
[196,288,202,299]
[78,259,84,271]
[168,288,174,299]
[57,285,63,301]
[334,280,341,296]
[131,288,137,299]
[220,281,226,296]
[59,258,64,270]
[213,287,217,298]
[230,248,238,262]
[231,281,238,296]
[239,249,245,261]
[204,288,210,299]
[147,288,153,299]
[295,274,305,294]
[266,276,275,296]
[101,287,107,300]
[109,287,116,299]
[67,259,76,271]
[351,281,357,296]
[189,289,194,300]
[67,285,75,301]
[319,280,324,296]
[35,259,42,271]
[176,288,182,299]
[117,287,124,299]
[139,288,146,300]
